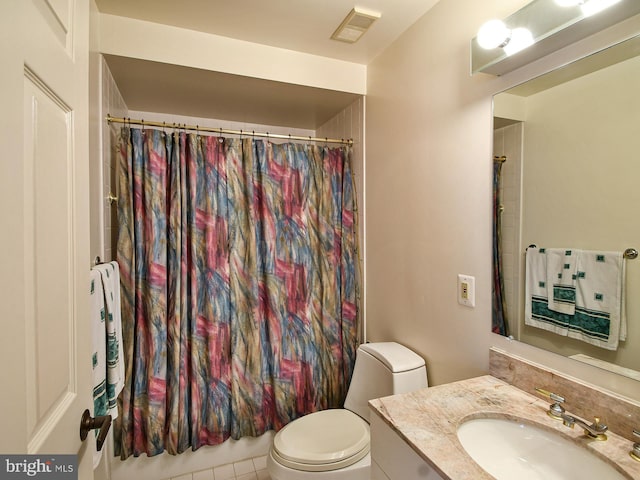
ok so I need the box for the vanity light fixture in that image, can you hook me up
[581,0,623,17]
[471,0,640,75]
[555,0,623,16]
[503,28,535,55]
[476,20,511,49]
[477,20,534,56]
[331,7,381,43]
[474,18,537,59]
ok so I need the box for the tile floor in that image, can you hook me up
[165,455,271,480]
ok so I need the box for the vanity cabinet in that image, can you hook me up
[369,372,640,480]
[369,413,445,480]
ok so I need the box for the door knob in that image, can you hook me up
[79,409,112,451]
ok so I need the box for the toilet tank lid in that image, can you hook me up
[359,342,425,373]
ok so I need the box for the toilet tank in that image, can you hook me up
[343,342,428,422]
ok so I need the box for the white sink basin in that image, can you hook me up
[457,417,628,480]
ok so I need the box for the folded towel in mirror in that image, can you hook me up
[525,247,570,336]
[546,248,577,315]
[525,247,627,351]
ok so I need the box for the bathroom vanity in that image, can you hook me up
[368,350,640,480]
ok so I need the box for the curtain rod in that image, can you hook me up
[106,115,353,146]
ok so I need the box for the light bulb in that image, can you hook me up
[581,0,622,17]
[503,27,534,56]
[477,19,511,49]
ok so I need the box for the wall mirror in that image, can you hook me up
[492,33,640,380]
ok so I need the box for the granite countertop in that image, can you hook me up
[369,375,640,480]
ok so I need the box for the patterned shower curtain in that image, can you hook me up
[114,127,359,458]
[492,158,508,336]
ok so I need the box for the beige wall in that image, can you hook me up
[365,0,640,398]
[518,55,640,371]
[365,0,530,386]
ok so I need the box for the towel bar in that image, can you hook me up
[526,245,637,260]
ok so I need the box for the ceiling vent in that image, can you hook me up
[331,7,381,43]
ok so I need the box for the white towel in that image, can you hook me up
[571,250,626,351]
[546,248,577,315]
[94,262,125,417]
[90,269,107,469]
[525,247,570,336]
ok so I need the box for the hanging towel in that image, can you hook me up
[546,248,578,315]
[94,262,125,417]
[90,269,108,469]
[525,247,570,336]
[569,250,626,351]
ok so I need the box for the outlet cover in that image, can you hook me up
[458,274,475,307]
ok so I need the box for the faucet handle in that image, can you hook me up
[535,387,565,403]
[535,387,566,419]
[592,417,607,434]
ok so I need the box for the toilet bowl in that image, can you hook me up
[267,342,428,480]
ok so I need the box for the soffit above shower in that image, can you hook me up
[94,0,440,65]
[97,1,441,129]
[104,55,361,130]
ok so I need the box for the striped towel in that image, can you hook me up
[525,247,569,336]
[546,248,577,315]
[94,262,125,417]
[90,269,107,468]
[525,247,627,351]
[570,251,626,351]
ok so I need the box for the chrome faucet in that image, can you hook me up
[561,413,608,440]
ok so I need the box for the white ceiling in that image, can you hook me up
[95,0,440,129]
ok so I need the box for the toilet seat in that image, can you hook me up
[272,409,370,472]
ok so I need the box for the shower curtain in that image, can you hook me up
[492,159,508,336]
[114,127,360,458]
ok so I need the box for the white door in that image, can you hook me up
[0,0,94,478]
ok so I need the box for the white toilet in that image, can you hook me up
[267,342,428,480]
